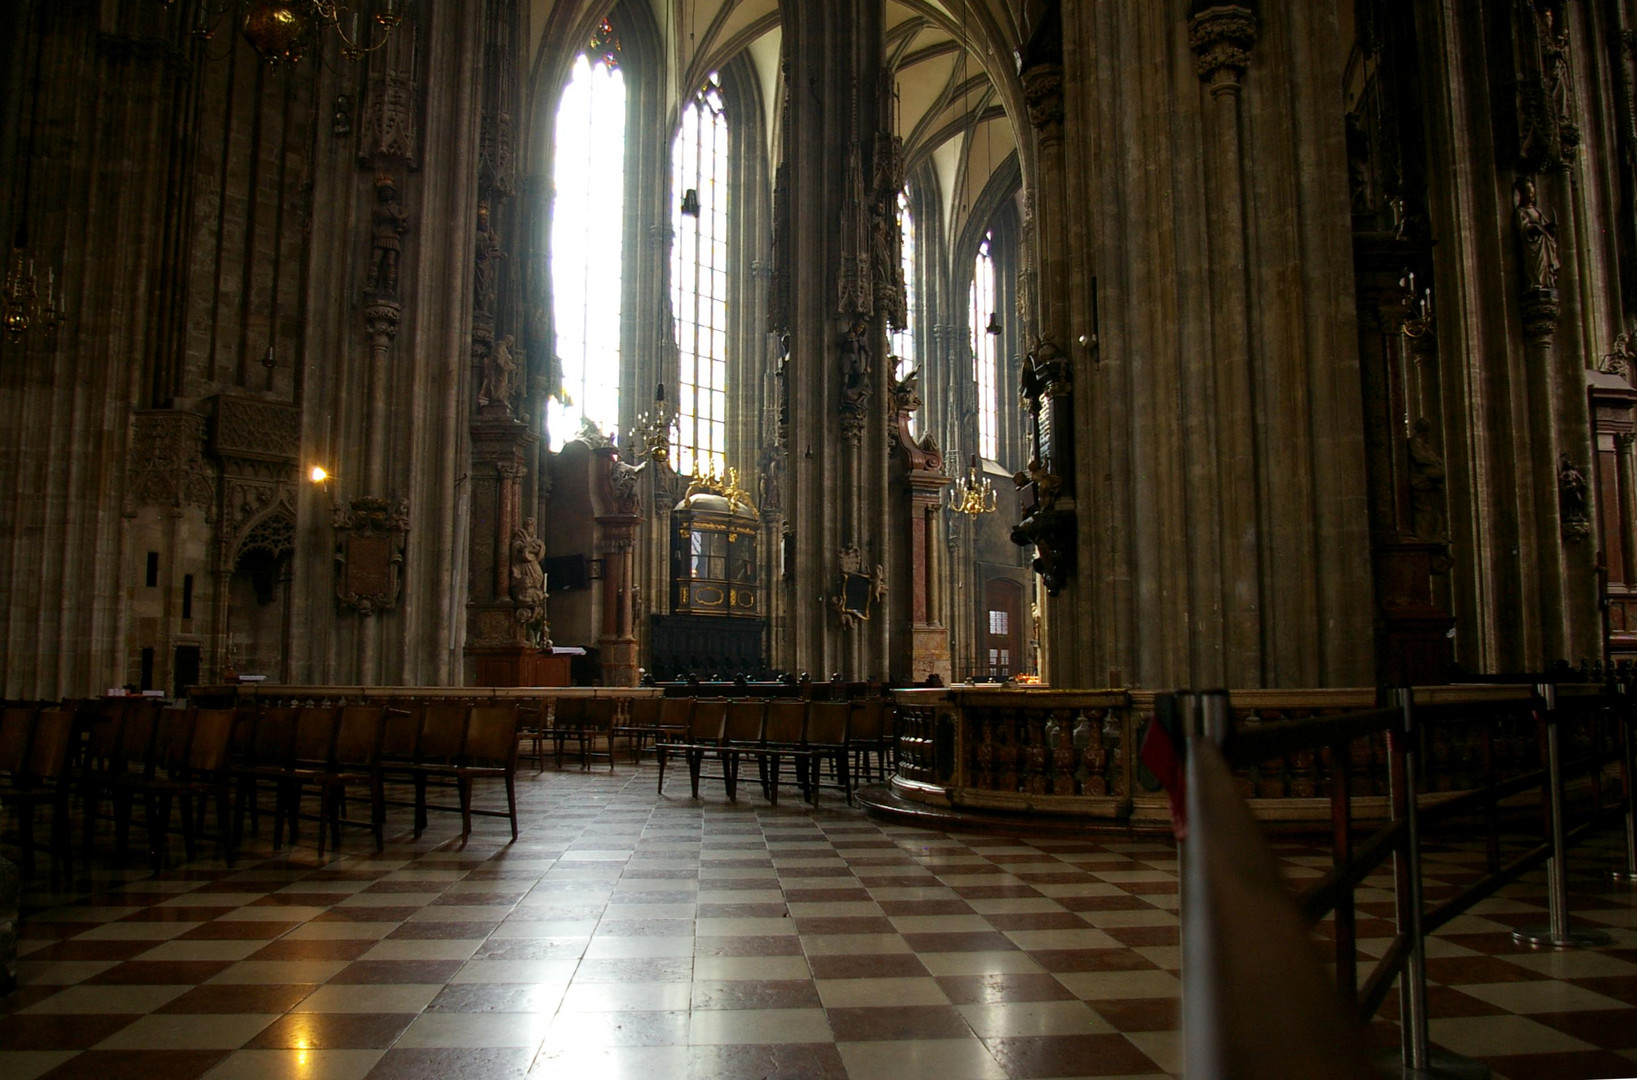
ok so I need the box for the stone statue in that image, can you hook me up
[509,517,546,610]
[1514,177,1560,293]
[473,199,505,318]
[367,174,410,297]
[1558,454,1591,540]
[1407,417,1446,542]
[479,335,519,410]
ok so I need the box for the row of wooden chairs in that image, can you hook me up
[651,697,895,805]
[0,697,526,876]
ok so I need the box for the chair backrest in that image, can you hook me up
[805,700,850,745]
[583,697,615,728]
[850,699,886,741]
[690,698,728,741]
[659,696,693,730]
[464,704,520,768]
[151,709,195,775]
[186,709,237,773]
[26,709,73,781]
[292,706,341,764]
[724,699,766,743]
[627,696,662,728]
[116,700,160,768]
[380,705,421,762]
[419,703,467,762]
[552,695,588,728]
[333,706,387,768]
[0,707,35,775]
[84,701,124,761]
[763,699,808,745]
[249,706,297,764]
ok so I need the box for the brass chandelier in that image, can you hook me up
[167,0,407,64]
[950,454,996,516]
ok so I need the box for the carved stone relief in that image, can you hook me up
[127,410,216,514]
[333,496,410,615]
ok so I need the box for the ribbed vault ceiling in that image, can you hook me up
[529,0,1032,249]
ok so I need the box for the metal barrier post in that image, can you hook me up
[1389,687,1430,1074]
[1513,683,1612,948]
[1613,682,1636,885]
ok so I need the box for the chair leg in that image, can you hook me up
[15,797,36,876]
[688,748,703,799]
[656,745,669,794]
[457,775,474,838]
[412,773,428,839]
[370,777,385,852]
[505,774,518,841]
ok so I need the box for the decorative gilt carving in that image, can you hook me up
[333,496,409,615]
[128,410,216,514]
[1188,5,1258,93]
[608,458,648,515]
[1558,454,1591,541]
[571,417,613,451]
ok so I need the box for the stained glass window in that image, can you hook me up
[970,230,998,461]
[670,72,730,479]
[549,44,626,451]
[890,189,917,438]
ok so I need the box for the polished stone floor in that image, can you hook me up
[2,763,1636,1080]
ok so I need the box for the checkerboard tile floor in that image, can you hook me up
[2,767,1635,1080]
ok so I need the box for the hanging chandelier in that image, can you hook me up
[169,0,407,64]
[950,454,996,516]
[3,231,64,341]
[631,380,676,467]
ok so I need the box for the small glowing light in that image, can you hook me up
[309,466,329,484]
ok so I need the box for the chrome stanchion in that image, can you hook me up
[1391,687,1431,1075]
[1613,682,1637,885]
[1513,683,1613,948]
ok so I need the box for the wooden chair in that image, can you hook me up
[112,707,194,868]
[0,708,75,876]
[412,702,468,839]
[657,698,730,798]
[231,705,297,847]
[412,704,521,840]
[760,698,812,805]
[849,698,893,783]
[718,699,767,802]
[804,700,853,805]
[307,705,388,856]
[613,696,662,764]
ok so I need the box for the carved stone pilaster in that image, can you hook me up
[1188,4,1259,95]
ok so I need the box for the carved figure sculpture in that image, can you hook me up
[1514,177,1560,293]
[1407,418,1447,543]
[367,174,410,297]
[479,335,519,410]
[1558,454,1591,540]
[473,199,505,318]
[510,517,547,610]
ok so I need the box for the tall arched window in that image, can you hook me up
[890,189,917,437]
[670,72,730,479]
[549,23,627,451]
[970,230,998,460]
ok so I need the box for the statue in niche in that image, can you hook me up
[838,319,873,440]
[366,174,410,297]
[1514,177,1560,294]
[1558,454,1591,540]
[1407,418,1447,543]
[473,199,506,318]
[1540,6,1579,147]
[478,335,519,411]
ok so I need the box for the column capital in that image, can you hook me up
[1189,4,1258,95]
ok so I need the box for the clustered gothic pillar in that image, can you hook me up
[776,0,901,680]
